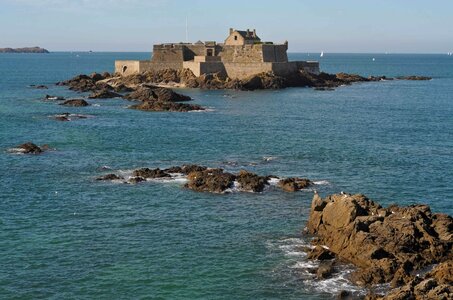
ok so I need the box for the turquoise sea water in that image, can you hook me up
[0,52,452,299]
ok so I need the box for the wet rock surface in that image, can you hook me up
[60,99,90,107]
[396,75,432,81]
[305,193,452,298]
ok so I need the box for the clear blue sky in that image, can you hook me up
[1,0,452,53]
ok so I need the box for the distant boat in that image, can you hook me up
[320,51,324,57]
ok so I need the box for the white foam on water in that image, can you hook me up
[313,180,330,185]
[92,103,101,107]
[189,108,215,113]
[7,148,26,154]
[268,177,280,185]
[263,156,278,162]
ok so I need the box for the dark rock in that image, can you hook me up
[60,99,90,107]
[236,170,269,192]
[113,84,133,93]
[278,177,312,192]
[185,168,236,193]
[124,86,191,102]
[336,290,353,300]
[96,174,123,181]
[132,168,171,179]
[129,100,204,112]
[88,89,122,99]
[11,142,43,154]
[164,164,208,175]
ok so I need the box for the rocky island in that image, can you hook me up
[0,47,49,53]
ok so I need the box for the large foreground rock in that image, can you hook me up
[306,193,452,287]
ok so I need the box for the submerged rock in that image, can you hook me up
[51,113,88,121]
[396,75,432,81]
[59,99,90,107]
[128,176,146,184]
[30,84,48,89]
[129,101,204,112]
[278,177,312,192]
[306,193,453,287]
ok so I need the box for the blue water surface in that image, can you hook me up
[0,52,452,299]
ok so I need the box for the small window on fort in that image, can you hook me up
[207,49,213,56]
[122,66,127,73]
[234,35,238,41]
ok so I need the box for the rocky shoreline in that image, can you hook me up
[305,193,452,299]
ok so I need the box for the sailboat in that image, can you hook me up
[320,51,324,58]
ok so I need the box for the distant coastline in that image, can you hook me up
[0,47,49,53]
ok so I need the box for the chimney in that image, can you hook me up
[229,28,234,35]
[253,29,256,37]
[246,29,250,37]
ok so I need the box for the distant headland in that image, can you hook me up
[0,47,49,53]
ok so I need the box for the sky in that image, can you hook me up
[1,0,452,53]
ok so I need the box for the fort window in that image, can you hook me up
[234,35,238,41]
[122,66,127,73]
[207,49,213,56]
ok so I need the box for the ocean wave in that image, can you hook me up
[313,180,330,185]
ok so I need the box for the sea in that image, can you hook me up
[0,52,452,299]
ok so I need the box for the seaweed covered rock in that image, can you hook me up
[185,168,236,193]
[306,193,453,287]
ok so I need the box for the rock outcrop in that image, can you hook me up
[132,168,171,179]
[8,142,48,154]
[96,174,123,181]
[278,177,312,192]
[185,168,236,193]
[124,86,191,102]
[306,193,452,291]
[59,99,90,107]
[235,170,269,192]
[396,76,432,81]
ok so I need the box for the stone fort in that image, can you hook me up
[115,28,320,79]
